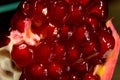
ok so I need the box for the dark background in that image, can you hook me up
[0,0,20,34]
[0,0,120,79]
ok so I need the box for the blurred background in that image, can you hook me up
[0,0,120,79]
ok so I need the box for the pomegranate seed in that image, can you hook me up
[48,62,63,78]
[30,0,47,27]
[11,43,34,67]
[35,42,52,64]
[89,0,108,20]
[79,0,91,6]
[28,63,47,78]
[48,0,69,24]
[67,45,80,62]
[70,73,80,80]
[54,44,65,61]
[69,2,84,25]
[65,0,75,4]
[61,25,71,38]
[73,60,89,73]
[86,13,101,31]
[83,72,100,80]
[98,30,115,54]
[22,1,30,15]
[82,37,100,57]
[73,24,91,42]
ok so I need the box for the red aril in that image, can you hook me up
[98,27,115,56]
[79,0,91,6]
[83,71,100,80]
[69,2,84,25]
[35,42,52,64]
[85,13,101,31]
[88,0,108,20]
[11,43,34,67]
[67,45,80,62]
[48,62,64,79]
[48,0,69,24]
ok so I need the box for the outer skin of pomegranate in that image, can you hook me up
[98,19,120,80]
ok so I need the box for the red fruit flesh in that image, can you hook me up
[11,43,34,67]
[0,0,119,80]
[83,72,100,80]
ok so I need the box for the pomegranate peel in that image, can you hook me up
[94,19,120,80]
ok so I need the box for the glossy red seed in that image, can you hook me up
[29,64,47,78]
[11,43,33,67]
[82,38,100,57]
[54,44,65,61]
[73,24,90,42]
[69,2,84,25]
[29,0,47,16]
[61,25,71,38]
[70,73,80,80]
[89,0,108,20]
[83,72,100,80]
[22,1,30,15]
[35,43,51,64]
[65,0,75,4]
[73,60,88,73]
[48,63,63,78]
[48,0,69,24]
[30,0,47,27]
[86,13,100,31]
[67,45,80,62]
[98,30,115,54]
[44,23,58,37]
[79,0,91,6]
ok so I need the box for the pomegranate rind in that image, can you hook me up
[96,19,120,80]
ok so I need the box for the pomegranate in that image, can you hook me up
[0,0,120,80]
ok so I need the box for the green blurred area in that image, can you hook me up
[108,0,120,80]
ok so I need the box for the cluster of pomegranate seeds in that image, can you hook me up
[9,0,115,80]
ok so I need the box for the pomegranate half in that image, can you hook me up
[0,0,120,80]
